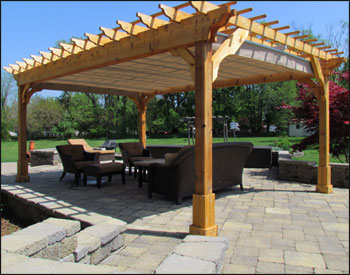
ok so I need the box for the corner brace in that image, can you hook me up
[212,28,249,81]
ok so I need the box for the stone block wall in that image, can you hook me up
[278,159,349,188]
[30,149,59,167]
[330,163,349,188]
[1,217,125,266]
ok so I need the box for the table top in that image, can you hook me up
[134,158,165,167]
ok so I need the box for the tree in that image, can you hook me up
[27,95,64,138]
[56,92,96,138]
[147,92,195,137]
[289,71,349,163]
[325,20,349,58]
[263,81,298,135]
[225,82,297,136]
[1,71,17,140]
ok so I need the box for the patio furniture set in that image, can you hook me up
[56,139,256,204]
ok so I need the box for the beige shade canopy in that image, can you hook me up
[28,38,315,97]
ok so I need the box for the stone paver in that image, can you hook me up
[222,264,255,274]
[1,162,349,274]
[284,251,326,268]
[257,248,284,263]
[256,261,284,274]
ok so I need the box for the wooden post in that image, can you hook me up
[316,77,332,193]
[139,104,147,148]
[129,95,153,148]
[189,40,218,237]
[16,85,30,182]
[309,56,333,194]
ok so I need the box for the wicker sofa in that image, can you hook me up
[148,142,253,204]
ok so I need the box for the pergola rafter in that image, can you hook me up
[7,1,342,80]
[4,1,346,237]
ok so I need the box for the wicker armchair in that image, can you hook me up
[67,139,115,162]
[118,142,153,176]
[56,144,98,185]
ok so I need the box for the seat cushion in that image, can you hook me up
[96,150,115,155]
[128,156,153,164]
[74,160,98,170]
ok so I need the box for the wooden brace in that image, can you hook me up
[129,95,154,112]
[212,28,248,81]
[21,84,41,105]
[170,47,195,82]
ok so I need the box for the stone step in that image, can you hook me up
[155,235,228,274]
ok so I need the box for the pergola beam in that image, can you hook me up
[151,71,314,95]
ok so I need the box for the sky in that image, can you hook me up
[1,1,349,98]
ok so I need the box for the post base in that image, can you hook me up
[316,184,333,193]
[16,175,30,182]
[16,159,30,182]
[190,193,218,236]
[316,166,332,193]
[189,224,218,236]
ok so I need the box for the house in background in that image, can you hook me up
[288,119,312,137]
[43,127,57,138]
[8,131,18,137]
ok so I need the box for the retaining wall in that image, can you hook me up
[278,159,349,188]
[30,148,59,167]
[1,217,125,273]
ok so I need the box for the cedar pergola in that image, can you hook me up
[4,1,346,236]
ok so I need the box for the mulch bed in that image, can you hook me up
[1,217,23,236]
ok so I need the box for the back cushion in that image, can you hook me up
[125,142,144,157]
[177,145,194,155]
[71,145,84,161]
[68,139,92,151]
[164,153,178,166]
[59,145,72,156]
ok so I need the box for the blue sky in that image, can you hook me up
[1,1,349,97]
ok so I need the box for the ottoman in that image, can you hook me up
[83,162,125,188]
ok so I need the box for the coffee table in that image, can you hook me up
[134,159,165,190]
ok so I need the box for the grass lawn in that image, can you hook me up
[0,136,344,164]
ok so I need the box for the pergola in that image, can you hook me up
[4,1,346,236]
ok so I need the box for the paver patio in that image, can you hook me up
[1,162,349,273]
